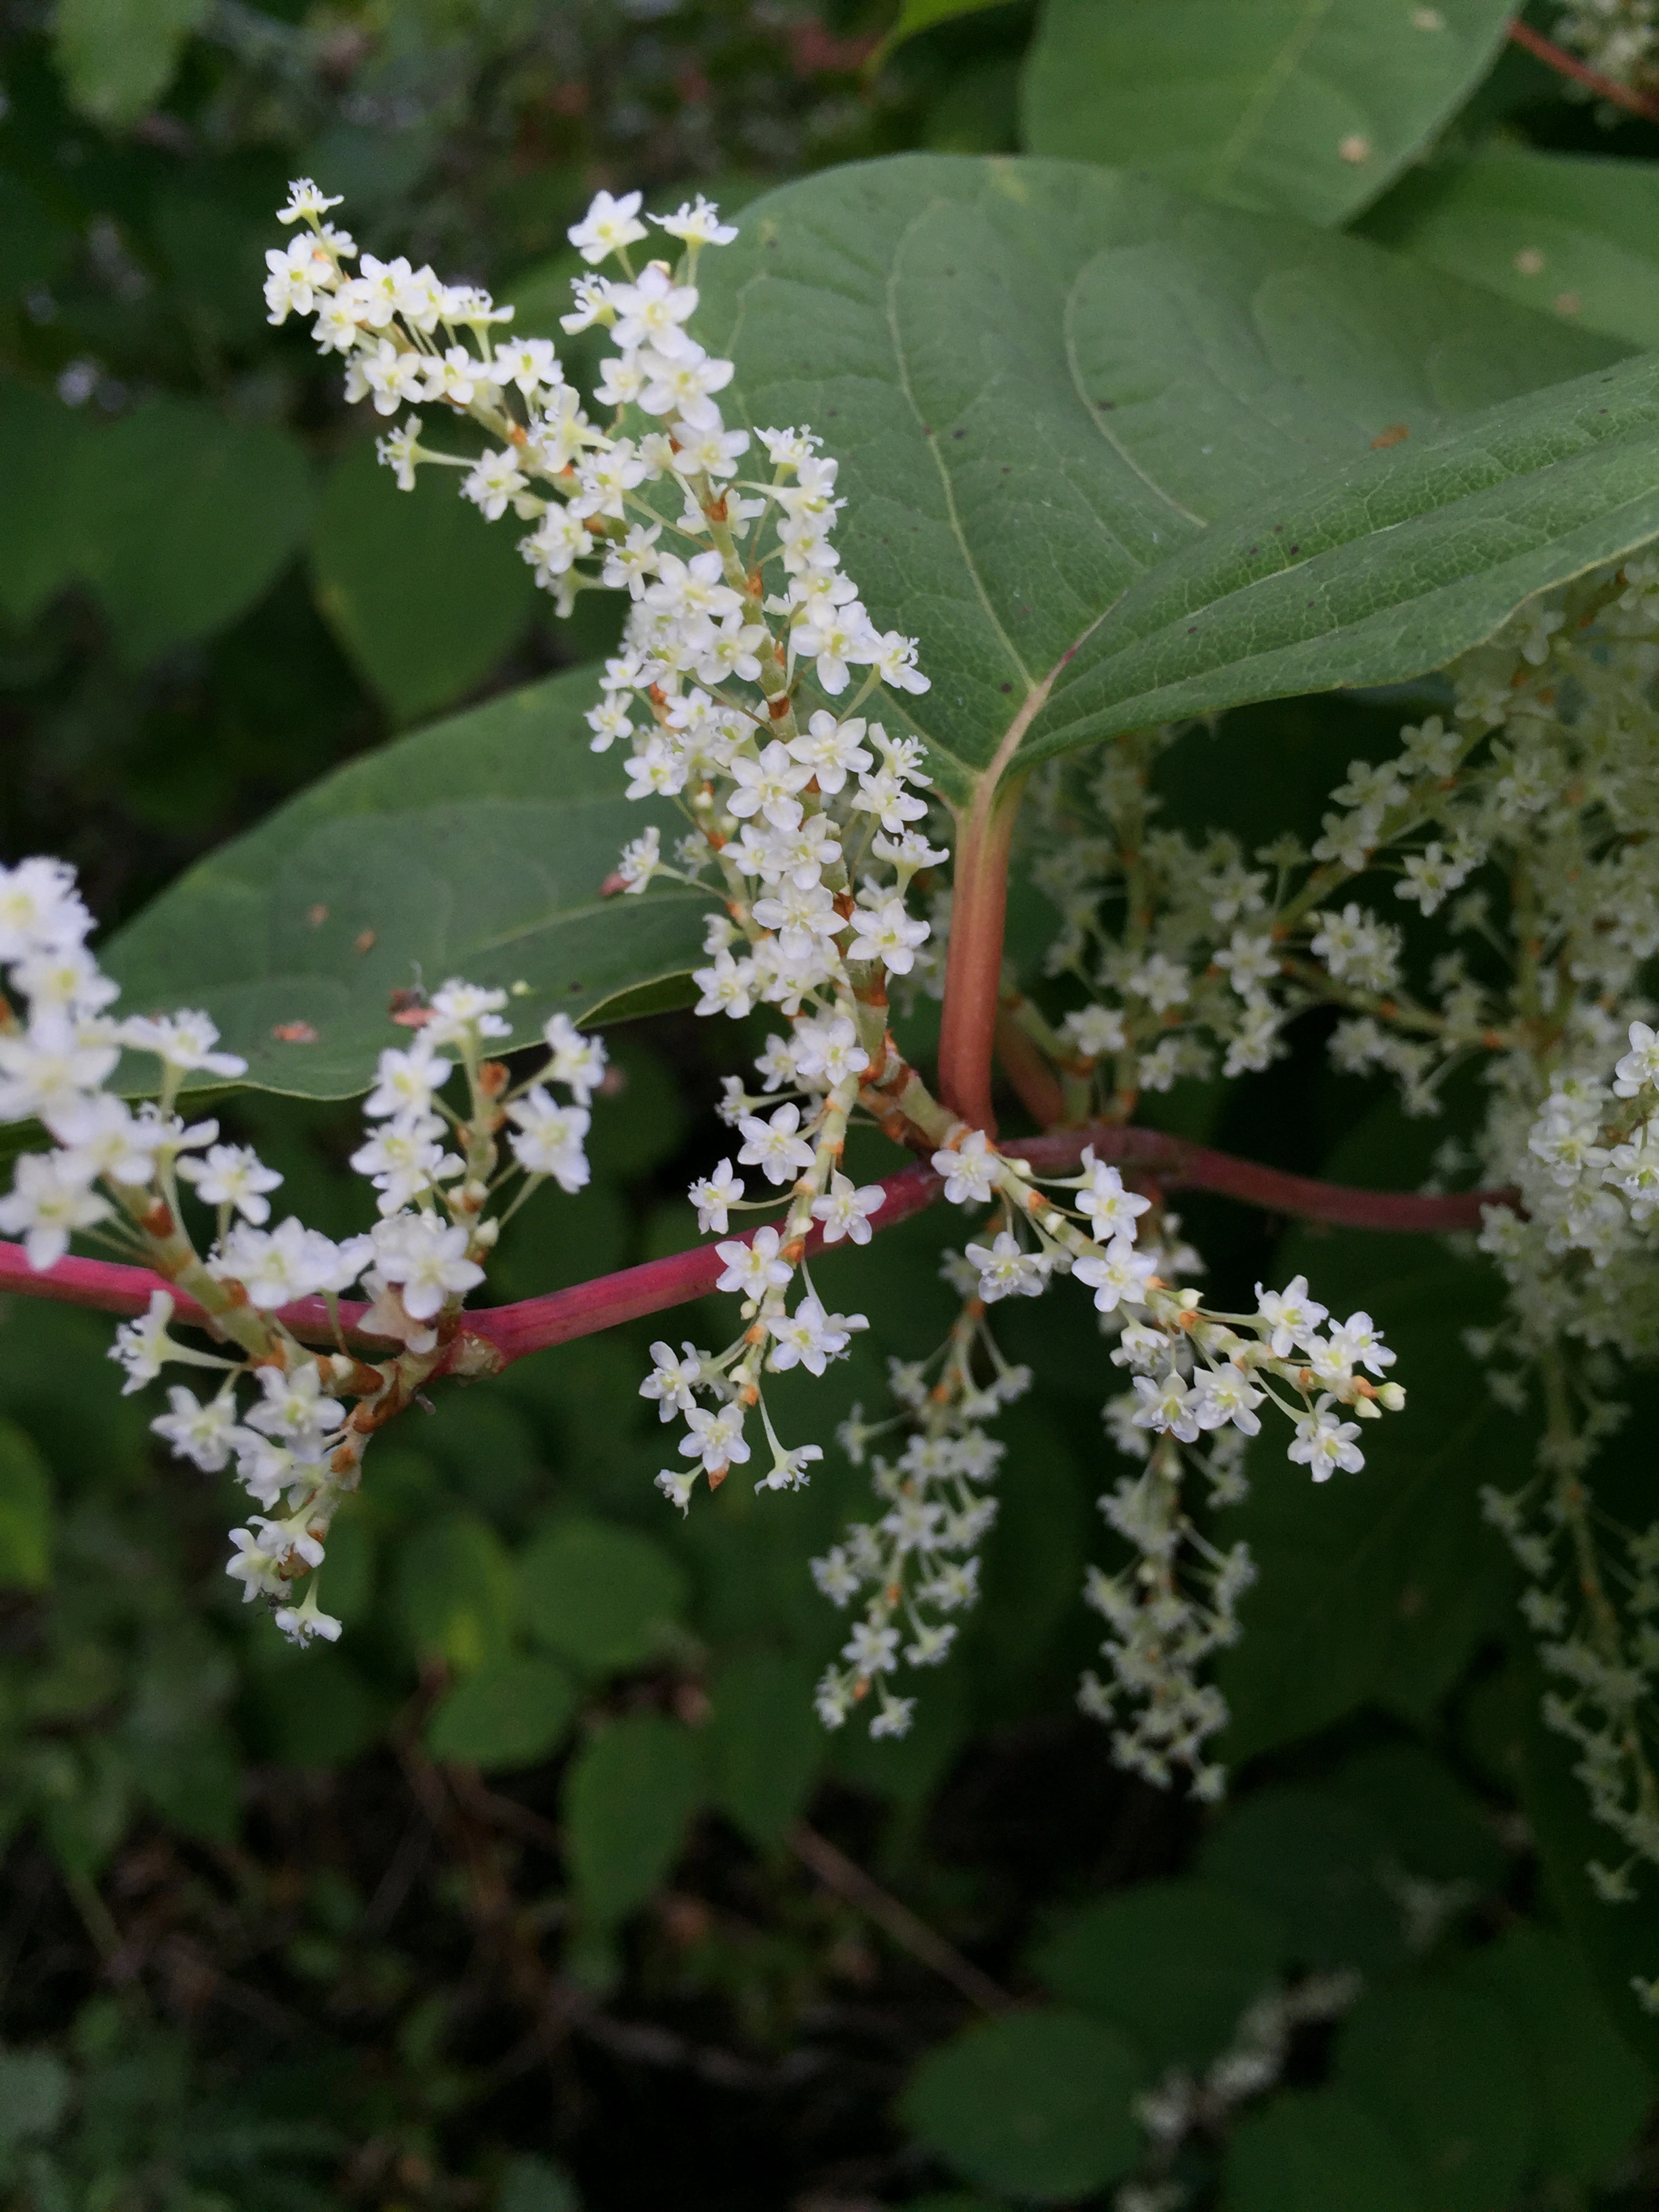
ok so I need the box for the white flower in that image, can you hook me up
[370,1213,484,1320]
[811,1173,884,1246]
[964,1230,1051,1302]
[680,1403,750,1473]
[737,1103,817,1187]
[846,896,930,974]
[273,1585,344,1645]
[1191,1366,1263,1435]
[641,1340,703,1420]
[767,1296,864,1376]
[1061,1006,1126,1059]
[1214,930,1279,997]
[109,1290,178,1394]
[46,1094,161,1187]
[655,1466,699,1513]
[154,1384,243,1473]
[278,178,343,224]
[1126,953,1190,1012]
[652,194,739,247]
[1327,1310,1395,1377]
[462,447,529,520]
[1131,1371,1201,1442]
[119,1010,247,1079]
[363,1038,452,1120]
[246,1361,344,1448]
[0,1024,119,1121]
[932,1130,996,1207]
[225,1525,287,1602]
[1074,1150,1152,1239]
[0,1150,110,1268]
[1255,1273,1328,1357]
[0,858,90,960]
[177,1143,283,1223]
[842,1620,899,1676]
[1072,1237,1156,1314]
[693,949,756,1020]
[714,1223,792,1299]
[569,188,649,264]
[426,980,510,1047]
[507,1087,591,1190]
[349,1120,461,1213]
[689,1159,744,1233]
[1614,1021,1659,1099]
[211,1218,369,1308]
[1288,1397,1366,1481]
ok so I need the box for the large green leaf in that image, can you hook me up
[697,155,1634,806]
[104,666,714,1100]
[901,2009,1145,2204]
[1021,0,1515,226]
[1366,147,1659,351]
[1225,2089,1427,2212]
[66,398,314,663]
[311,437,541,724]
[562,1713,703,1927]
[1215,1247,1519,1761]
[52,0,209,128]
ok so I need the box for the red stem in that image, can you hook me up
[1507,18,1659,121]
[0,1132,1509,1371]
[937,782,1021,1136]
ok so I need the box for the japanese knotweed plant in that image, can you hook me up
[1,176,1656,1906]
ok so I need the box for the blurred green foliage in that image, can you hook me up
[1,1,1658,2208]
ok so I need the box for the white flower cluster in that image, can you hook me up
[808,1260,1033,1740]
[1551,0,1659,91]
[0,848,605,1646]
[289,175,958,1525]
[1032,554,1659,1874]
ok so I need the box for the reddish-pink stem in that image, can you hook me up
[1508,18,1659,121]
[0,1132,1509,1370]
[937,784,1021,1136]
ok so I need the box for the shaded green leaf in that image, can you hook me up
[497,2154,583,2212]
[310,437,539,723]
[1023,0,1515,227]
[67,399,312,663]
[0,1422,52,1593]
[0,2049,73,2147]
[1224,2087,1427,2212]
[52,0,208,127]
[246,1646,389,1771]
[562,1713,702,1926]
[1332,1744,1505,1895]
[1335,1984,1536,2212]
[425,1655,579,1774]
[1367,147,1659,351]
[1199,1788,1406,1977]
[1029,1877,1283,2073]
[901,2009,1144,2204]
[705,1647,825,1846]
[875,0,1015,66]
[397,1512,519,1677]
[104,665,714,1100]
[1217,1250,1518,1759]
[1454,1926,1652,2182]
[520,1517,687,1675]
[0,379,91,626]
[697,155,1628,805]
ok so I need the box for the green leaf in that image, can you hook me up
[704,1647,825,1847]
[1331,1744,1505,1895]
[519,1517,688,1675]
[497,2154,583,2212]
[1224,2088,1427,2212]
[562,1713,703,1927]
[1335,1984,1536,2212]
[1198,1788,1406,1977]
[0,2049,73,2148]
[103,665,714,1100]
[1366,148,1659,352]
[67,399,313,663]
[696,155,1630,807]
[901,2009,1144,2204]
[1455,1927,1652,2182]
[52,0,209,128]
[0,380,86,626]
[874,0,1015,66]
[1029,1877,1284,2073]
[310,437,539,724]
[396,1512,519,1677]
[424,1655,579,1774]
[1216,1251,1518,1760]
[0,1422,52,1593]
[1021,0,1515,226]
